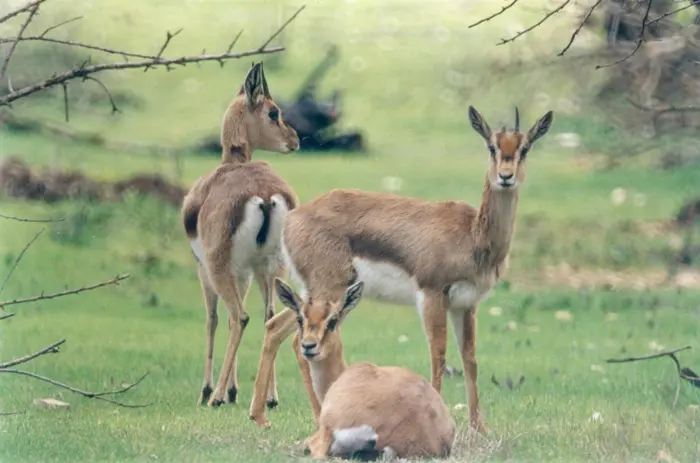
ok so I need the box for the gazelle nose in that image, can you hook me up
[499,173,514,181]
[301,341,317,350]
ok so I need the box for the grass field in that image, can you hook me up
[2,0,700,461]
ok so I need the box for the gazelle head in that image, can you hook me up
[227,62,299,155]
[468,106,554,191]
[274,278,364,362]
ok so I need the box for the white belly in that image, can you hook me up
[446,280,492,310]
[352,258,417,306]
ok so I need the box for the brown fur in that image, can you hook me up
[249,106,553,433]
[180,62,300,408]
[255,280,455,459]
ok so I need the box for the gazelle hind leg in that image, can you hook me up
[449,307,487,433]
[255,270,282,408]
[197,265,218,406]
[223,273,252,404]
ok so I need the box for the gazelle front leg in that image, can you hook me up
[449,306,488,433]
[249,308,297,426]
[420,290,448,394]
[293,330,322,423]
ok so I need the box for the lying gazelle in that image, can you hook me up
[271,278,456,459]
[181,62,300,407]
[249,106,554,431]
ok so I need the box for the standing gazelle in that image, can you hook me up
[181,62,300,408]
[249,106,553,432]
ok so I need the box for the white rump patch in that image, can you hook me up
[352,258,417,306]
[231,196,265,272]
[330,424,378,457]
[447,281,491,309]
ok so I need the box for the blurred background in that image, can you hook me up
[2,0,700,461]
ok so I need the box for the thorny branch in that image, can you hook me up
[468,0,697,67]
[0,273,130,309]
[606,345,700,409]
[0,0,305,114]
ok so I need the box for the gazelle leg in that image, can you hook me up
[249,308,297,427]
[222,273,252,405]
[197,265,218,406]
[305,426,333,458]
[293,330,322,423]
[420,290,448,394]
[255,270,282,408]
[449,307,488,433]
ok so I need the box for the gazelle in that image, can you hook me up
[272,278,456,459]
[181,62,300,408]
[249,106,554,432]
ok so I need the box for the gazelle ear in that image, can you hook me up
[526,111,554,146]
[243,62,266,108]
[274,278,302,313]
[468,106,492,141]
[260,61,271,98]
[339,281,364,318]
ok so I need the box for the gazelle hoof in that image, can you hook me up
[266,399,279,409]
[226,386,238,404]
[198,385,213,406]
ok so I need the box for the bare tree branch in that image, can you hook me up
[0,227,45,295]
[596,0,654,69]
[226,29,244,54]
[606,345,700,409]
[497,0,572,46]
[0,368,151,408]
[0,213,64,222]
[0,273,130,309]
[558,0,605,56]
[0,36,157,60]
[0,3,39,84]
[82,76,120,114]
[258,5,306,51]
[0,339,64,369]
[0,0,48,26]
[468,0,520,29]
[0,313,15,321]
[647,0,700,27]
[38,15,82,37]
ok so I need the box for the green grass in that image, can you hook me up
[1,0,700,461]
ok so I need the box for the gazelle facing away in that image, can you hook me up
[181,62,300,407]
[271,278,456,459]
[249,106,553,432]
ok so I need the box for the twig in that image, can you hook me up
[0,3,40,84]
[0,213,64,222]
[0,46,285,106]
[596,0,654,69]
[38,16,83,37]
[0,313,15,320]
[468,0,520,28]
[606,345,700,409]
[226,29,244,54]
[0,339,64,369]
[0,368,151,408]
[646,0,700,27]
[144,28,183,73]
[0,227,45,295]
[0,0,48,26]
[558,0,604,57]
[0,273,130,309]
[258,5,306,51]
[0,36,157,60]
[497,0,571,46]
[82,76,120,114]
[61,82,69,122]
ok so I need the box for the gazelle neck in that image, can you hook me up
[307,337,348,404]
[220,99,254,165]
[471,174,519,272]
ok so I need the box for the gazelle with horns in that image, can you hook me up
[181,62,300,408]
[249,106,554,432]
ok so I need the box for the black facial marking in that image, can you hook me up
[326,317,338,332]
[520,146,529,158]
[488,145,496,157]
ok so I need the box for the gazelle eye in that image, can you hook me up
[296,316,303,327]
[520,147,529,157]
[268,108,279,122]
[326,317,338,332]
[488,145,496,157]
